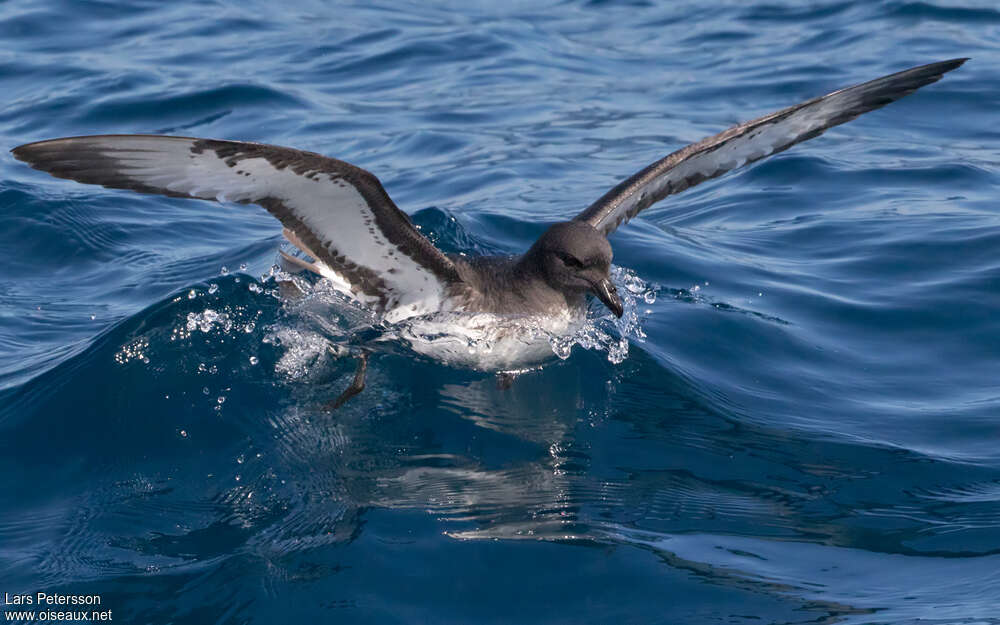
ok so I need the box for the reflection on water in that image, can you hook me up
[3,273,1000,623]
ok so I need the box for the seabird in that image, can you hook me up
[12,59,966,405]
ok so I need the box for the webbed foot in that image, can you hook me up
[326,350,370,410]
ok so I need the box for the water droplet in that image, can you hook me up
[186,309,232,333]
[202,387,210,395]
[188,290,197,299]
[220,266,229,275]
[236,454,244,464]
[249,356,259,365]
[239,263,248,271]
[208,283,219,294]
[90,314,96,320]
[179,429,188,438]
[643,291,656,304]
[217,396,226,404]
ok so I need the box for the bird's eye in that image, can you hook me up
[556,252,584,269]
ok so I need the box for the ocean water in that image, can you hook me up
[1,1,998,623]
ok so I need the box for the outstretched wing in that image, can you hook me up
[574,58,968,236]
[12,135,462,321]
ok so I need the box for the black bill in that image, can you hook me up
[591,278,623,318]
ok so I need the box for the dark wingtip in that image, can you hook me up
[880,58,968,90]
[10,140,53,167]
[11,144,30,161]
[933,57,969,73]
[10,141,67,177]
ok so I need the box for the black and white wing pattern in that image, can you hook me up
[12,135,463,321]
[574,58,968,236]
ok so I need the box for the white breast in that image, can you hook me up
[391,309,586,371]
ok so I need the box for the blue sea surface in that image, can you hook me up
[2,1,999,623]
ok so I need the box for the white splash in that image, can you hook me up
[265,263,655,371]
[546,266,654,365]
[263,326,343,381]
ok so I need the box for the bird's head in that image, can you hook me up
[524,220,622,318]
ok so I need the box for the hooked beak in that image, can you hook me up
[591,277,623,318]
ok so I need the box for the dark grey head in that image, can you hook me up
[522,220,622,317]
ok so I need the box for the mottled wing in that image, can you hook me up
[12,135,462,321]
[575,58,967,235]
